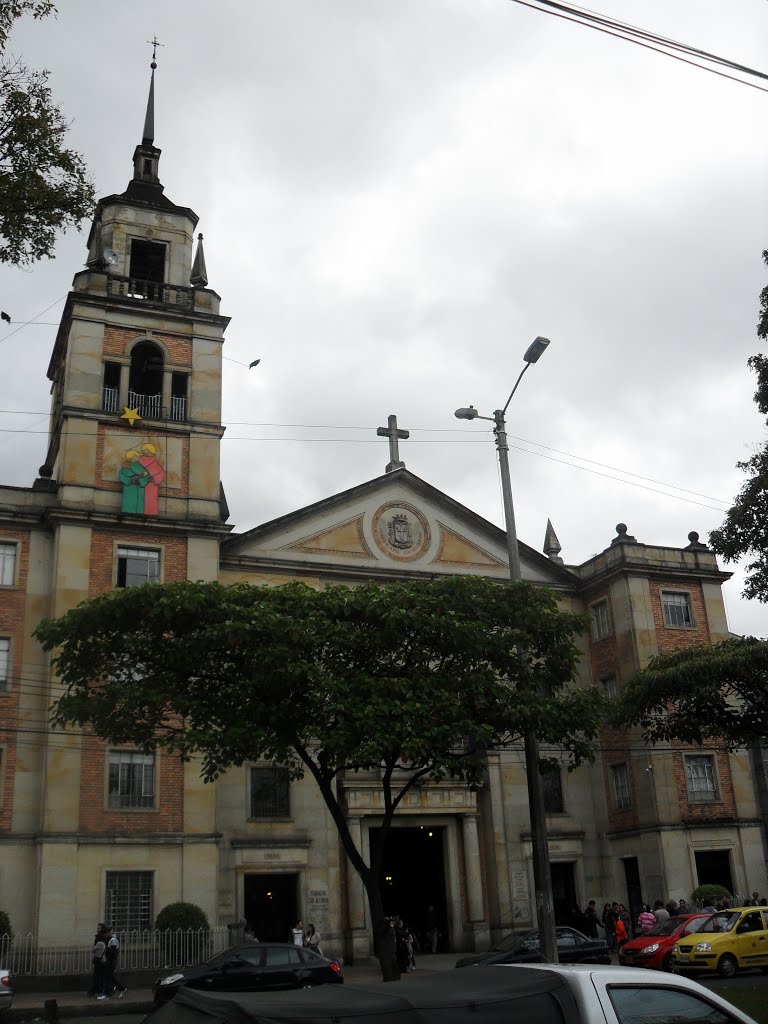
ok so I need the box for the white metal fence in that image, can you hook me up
[0,926,231,977]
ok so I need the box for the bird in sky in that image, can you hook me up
[249,359,260,369]
[0,312,10,324]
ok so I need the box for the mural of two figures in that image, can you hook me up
[119,442,164,515]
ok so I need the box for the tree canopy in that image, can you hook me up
[0,1,94,265]
[38,575,604,976]
[616,636,768,748]
[708,251,768,604]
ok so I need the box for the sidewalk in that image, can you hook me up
[6,955,459,1022]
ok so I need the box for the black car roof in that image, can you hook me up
[152,966,580,1024]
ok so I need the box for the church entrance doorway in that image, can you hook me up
[371,826,448,950]
[243,873,298,942]
[550,862,577,925]
[694,850,734,895]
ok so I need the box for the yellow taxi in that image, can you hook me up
[672,906,768,977]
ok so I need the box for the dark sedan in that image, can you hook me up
[153,943,343,1003]
[455,927,610,968]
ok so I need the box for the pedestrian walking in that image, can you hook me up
[104,929,126,998]
[88,925,108,999]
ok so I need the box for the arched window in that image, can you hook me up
[128,341,164,419]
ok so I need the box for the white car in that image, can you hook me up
[496,962,756,1023]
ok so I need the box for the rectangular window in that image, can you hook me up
[117,547,160,588]
[104,871,153,931]
[590,600,611,640]
[0,542,16,586]
[0,637,9,690]
[129,239,166,283]
[612,763,631,810]
[542,770,564,814]
[102,361,121,413]
[601,675,619,700]
[662,591,694,628]
[686,754,717,802]
[250,765,290,818]
[108,750,155,809]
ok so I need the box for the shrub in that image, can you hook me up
[0,911,11,939]
[154,902,209,931]
[691,884,731,906]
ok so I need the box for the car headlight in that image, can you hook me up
[640,943,660,954]
[673,944,679,953]
[160,974,185,986]
[695,942,712,953]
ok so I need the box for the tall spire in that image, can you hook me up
[143,57,156,145]
[543,518,564,564]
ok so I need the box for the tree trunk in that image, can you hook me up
[365,877,400,982]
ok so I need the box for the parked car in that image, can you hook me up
[673,905,768,977]
[153,943,343,1003]
[145,963,757,1024]
[0,968,12,1014]
[618,913,711,970]
[455,926,610,968]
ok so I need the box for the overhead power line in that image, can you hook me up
[507,0,768,94]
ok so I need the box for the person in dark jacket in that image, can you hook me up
[104,929,126,998]
[87,925,109,999]
[583,900,600,938]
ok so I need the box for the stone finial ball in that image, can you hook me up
[616,523,628,535]
[688,531,700,543]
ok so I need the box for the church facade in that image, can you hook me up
[0,71,765,957]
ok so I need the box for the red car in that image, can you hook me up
[619,914,711,971]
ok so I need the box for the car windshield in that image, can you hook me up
[205,947,250,967]
[494,932,531,952]
[650,916,693,937]
[698,912,739,934]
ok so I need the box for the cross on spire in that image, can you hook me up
[377,414,409,473]
[147,36,164,63]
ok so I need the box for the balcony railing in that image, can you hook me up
[128,389,162,420]
[103,386,119,413]
[101,389,187,422]
[107,274,194,310]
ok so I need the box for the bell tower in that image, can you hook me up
[42,54,230,531]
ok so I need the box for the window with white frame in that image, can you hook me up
[686,754,717,802]
[612,763,631,810]
[662,591,694,628]
[104,870,153,931]
[117,546,160,588]
[108,750,155,809]
[250,765,290,818]
[0,542,16,586]
[0,638,8,690]
[590,600,612,640]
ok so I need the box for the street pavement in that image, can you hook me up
[5,954,459,1022]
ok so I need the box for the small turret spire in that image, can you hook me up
[130,41,165,191]
[190,234,208,287]
[543,518,564,564]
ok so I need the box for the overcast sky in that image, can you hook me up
[2,0,767,637]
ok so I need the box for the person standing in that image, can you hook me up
[618,904,632,941]
[583,900,600,939]
[653,900,670,924]
[602,903,618,952]
[637,905,656,935]
[304,923,322,955]
[290,920,304,946]
[104,929,126,998]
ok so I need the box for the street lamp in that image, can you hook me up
[455,335,557,965]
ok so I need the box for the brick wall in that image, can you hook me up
[96,424,190,499]
[81,529,189,831]
[650,580,711,652]
[0,527,31,828]
[671,745,737,824]
[103,326,192,366]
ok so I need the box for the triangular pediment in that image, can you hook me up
[221,469,576,589]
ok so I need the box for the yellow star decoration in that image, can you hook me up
[120,406,142,427]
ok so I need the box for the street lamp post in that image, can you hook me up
[455,335,557,965]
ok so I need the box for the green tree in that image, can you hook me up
[0,1,94,265]
[37,576,604,980]
[708,251,768,603]
[616,637,768,748]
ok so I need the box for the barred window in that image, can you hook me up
[590,600,611,640]
[601,676,619,700]
[108,750,155,808]
[250,765,290,818]
[0,543,16,586]
[542,770,564,814]
[686,755,717,802]
[117,547,159,588]
[104,870,153,931]
[0,637,9,690]
[662,591,694,628]
[612,763,631,810]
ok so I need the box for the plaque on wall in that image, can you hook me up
[371,501,431,561]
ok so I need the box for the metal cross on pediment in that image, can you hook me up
[377,414,409,473]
